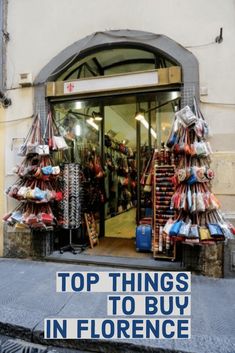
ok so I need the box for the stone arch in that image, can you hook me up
[34,29,199,120]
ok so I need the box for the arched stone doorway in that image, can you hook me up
[34,29,199,121]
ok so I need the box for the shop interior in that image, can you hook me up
[52,90,180,258]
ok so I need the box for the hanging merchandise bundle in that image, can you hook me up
[163,99,235,243]
[3,113,68,230]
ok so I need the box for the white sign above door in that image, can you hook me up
[63,70,159,95]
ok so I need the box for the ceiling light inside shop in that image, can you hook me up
[150,128,157,139]
[87,118,99,131]
[135,112,156,139]
[171,92,180,100]
[75,101,82,109]
[75,124,81,136]
[135,112,145,121]
[92,111,103,121]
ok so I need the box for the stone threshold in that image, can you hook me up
[45,251,184,271]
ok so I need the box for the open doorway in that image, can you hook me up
[52,90,180,259]
[34,31,199,265]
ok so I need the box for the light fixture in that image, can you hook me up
[75,101,82,109]
[135,111,145,121]
[75,124,81,136]
[92,111,103,121]
[134,96,181,140]
[87,118,99,131]
[170,92,179,100]
[135,110,157,139]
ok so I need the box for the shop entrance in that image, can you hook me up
[52,90,180,258]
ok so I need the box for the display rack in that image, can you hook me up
[153,164,176,260]
[60,163,83,254]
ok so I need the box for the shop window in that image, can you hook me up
[49,43,181,257]
[52,90,180,248]
[56,47,176,81]
[53,100,101,164]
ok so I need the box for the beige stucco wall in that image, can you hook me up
[211,152,235,216]
[1,0,235,254]
[0,107,6,255]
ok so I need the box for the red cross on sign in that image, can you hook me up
[66,83,75,93]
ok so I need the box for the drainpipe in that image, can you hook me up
[0,0,7,90]
[0,0,11,108]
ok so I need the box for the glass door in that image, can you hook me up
[51,90,180,243]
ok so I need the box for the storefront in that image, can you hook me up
[3,30,233,275]
[40,33,188,262]
[49,74,181,259]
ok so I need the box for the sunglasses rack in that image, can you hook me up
[60,163,83,254]
[153,163,176,260]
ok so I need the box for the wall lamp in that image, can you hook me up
[0,90,12,108]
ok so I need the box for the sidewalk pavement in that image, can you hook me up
[0,334,90,353]
[0,258,235,353]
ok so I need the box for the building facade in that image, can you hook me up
[0,0,235,257]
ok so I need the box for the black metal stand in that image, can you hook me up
[60,163,85,255]
[60,229,87,255]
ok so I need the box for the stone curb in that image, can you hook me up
[0,323,192,353]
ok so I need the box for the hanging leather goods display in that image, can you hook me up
[161,99,233,256]
[45,111,68,151]
[4,112,63,231]
[40,205,55,226]
[17,113,51,157]
[206,212,224,240]
[193,97,209,138]
[178,218,192,237]
[196,184,205,212]
[169,219,183,237]
[17,115,39,157]
[175,105,198,127]
[199,213,212,242]
[214,210,234,239]
[166,123,178,148]
[188,224,199,239]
